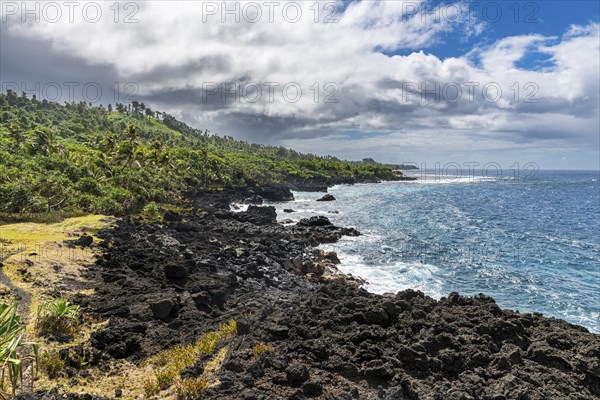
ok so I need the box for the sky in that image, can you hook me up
[1,0,599,170]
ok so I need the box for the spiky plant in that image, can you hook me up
[0,303,38,399]
[35,298,80,338]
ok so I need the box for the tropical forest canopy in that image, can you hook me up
[0,91,398,215]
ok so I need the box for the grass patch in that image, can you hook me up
[0,215,113,396]
[195,332,219,357]
[141,320,237,398]
[0,214,111,253]
[218,319,237,337]
[0,211,88,225]
[175,376,209,400]
[142,375,161,397]
[252,342,275,358]
[0,214,111,335]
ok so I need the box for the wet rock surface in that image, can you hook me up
[317,194,336,202]
[65,190,598,399]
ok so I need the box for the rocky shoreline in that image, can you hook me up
[26,187,600,399]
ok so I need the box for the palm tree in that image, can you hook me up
[7,123,25,143]
[133,146,147,168]
[100,132,119,154]
[124,124,139,142]
[116,141,135,171]
[31,127,56,156]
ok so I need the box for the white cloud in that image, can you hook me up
[2,1,599,167]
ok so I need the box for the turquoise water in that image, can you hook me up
[269,170,600,332]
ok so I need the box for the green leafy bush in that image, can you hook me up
[39,350,65,379]
[0,183,31,213]
[142,201,161,220]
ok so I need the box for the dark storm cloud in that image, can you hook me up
[137,86,234,111]
[190,110,342,144]
[1,27,231,108]
[136,74,262,112]
[375,77,496,114]
[0,26,121,104]
[134,56,232,83]
[515,96,600,119]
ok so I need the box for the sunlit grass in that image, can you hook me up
[218,319,237,338]
[175,376,209,400]
[0,214,110,253]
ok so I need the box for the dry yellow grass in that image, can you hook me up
[0,215,113,325]
[252,342,275,358]
[0,215,114,396]
[0,214,111,252]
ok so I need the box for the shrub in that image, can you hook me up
[35,298,80,338]
[0,303,38,398]
[142,376,160,397]
[155,365,178,389]
[142,201,161,220]
[39,350,65,379]
[75,177,102,195]
[195,332,219,355]
[0,183,31,213]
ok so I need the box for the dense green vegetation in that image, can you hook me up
[0,91,398,215]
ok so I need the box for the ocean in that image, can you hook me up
[269,170,600,333]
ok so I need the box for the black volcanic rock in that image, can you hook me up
[186,185,294,210]
[71,234,93,247]
[251,185,294,202]
[163,210,182,222]
[297,216,332,227]
[286,363,309,386]
[164,263,189,279]
[316,194,336,202]
[149,298,175,320]
[66,188,600,400]
[236,205,277,225]
[289,183,328,192]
